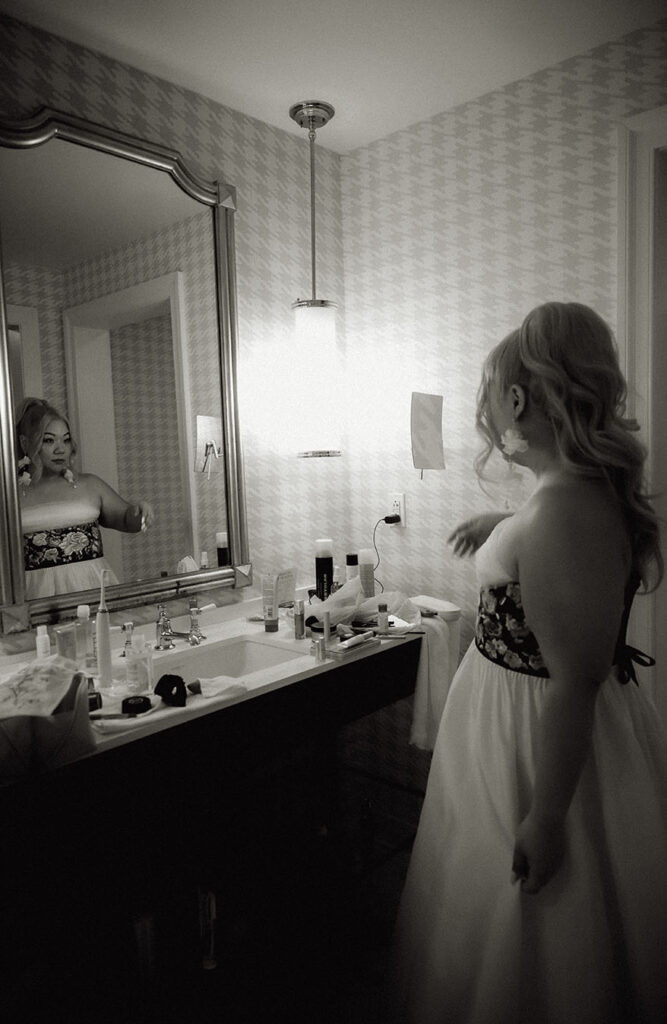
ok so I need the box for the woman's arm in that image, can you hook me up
[513,484,630,893]
[86,475,154,534]
[448,510,512,557]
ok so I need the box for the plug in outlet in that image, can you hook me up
[390,492,406,528]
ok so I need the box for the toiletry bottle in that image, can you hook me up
[359,548,375,597]
[377,602,389,633]
[331,566,341,593]
[216,531,230,566]
[345,553,359,581]
[315,538,334,601]
[95,569,113,690]
[262,573,279,632]
[76,604,94,671]
[200,550,209,569]
[35,624,50,658]
[294,599,305,639]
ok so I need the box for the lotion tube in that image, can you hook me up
[261,573,279,632]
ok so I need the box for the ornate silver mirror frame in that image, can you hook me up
[0,107,250,631]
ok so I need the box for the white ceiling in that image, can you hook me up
[1,0,665,153]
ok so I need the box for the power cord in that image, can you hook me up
[371,513,401,593]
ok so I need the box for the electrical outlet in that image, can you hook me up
[391,492,406,527]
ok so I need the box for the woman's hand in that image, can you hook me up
[447,512,510,557]
[126,501,155,532]
[512,812,566,894]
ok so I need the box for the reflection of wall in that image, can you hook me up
[3,208,227,573]
[1,263,67,414]
[63,210,226,564]
[1,14,666,645]
[110,313,185,578]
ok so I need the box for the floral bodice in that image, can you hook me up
[24,520,104,571]
[474,518,652,685]
[475,581,548,677]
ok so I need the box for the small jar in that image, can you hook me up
[377,602,389,633]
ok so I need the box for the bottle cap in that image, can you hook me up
[77,604,90,619]
[216,531,228,546]
[378,603,388,612]
[315,538,333,557]
[359,548,374,564]
[346,553,358,565]
[37,624,48,636]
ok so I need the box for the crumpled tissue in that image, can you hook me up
[176,555,199,573]
[305,576,421,628]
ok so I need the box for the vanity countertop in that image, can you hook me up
[91,616,422,754]
[0,602,423,765]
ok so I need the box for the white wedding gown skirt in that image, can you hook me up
[390,525,667,1024]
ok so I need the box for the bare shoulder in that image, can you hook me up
[520,476,630,576]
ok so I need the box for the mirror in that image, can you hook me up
[0,108,250,629]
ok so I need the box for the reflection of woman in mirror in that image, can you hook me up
[16,398,155,600]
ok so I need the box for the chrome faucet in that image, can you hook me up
[155,599,206,648]
[155,604,176,650]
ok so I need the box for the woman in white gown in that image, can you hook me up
[391,302,667,1024]
[16,398,154,599]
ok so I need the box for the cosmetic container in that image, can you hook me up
[377,602,389,633]
[200,550,209,569]
[294,599,305,639]
[345,553,359,581]
[315,538,334,601]
[216,531,230,566]
[359,548,375,597]
[262,573,279,632]
[35,624,50,658]
[55,622,79,661]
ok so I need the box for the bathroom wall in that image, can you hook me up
[2,13,667,649]
[341,18,667,645]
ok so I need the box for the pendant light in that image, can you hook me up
[289,100,341,458]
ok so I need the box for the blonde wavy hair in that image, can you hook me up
[475,301,663,591]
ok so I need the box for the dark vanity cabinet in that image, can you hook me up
[0,638,421,1023]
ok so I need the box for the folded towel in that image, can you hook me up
[410,615,461,750]
[195,676,248,701]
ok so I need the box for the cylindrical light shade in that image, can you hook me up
[292,300,342,457]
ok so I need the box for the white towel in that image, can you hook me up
[410,616,460,750]
[196,676,248,700]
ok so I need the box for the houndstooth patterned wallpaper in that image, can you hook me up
[1,13,666,649]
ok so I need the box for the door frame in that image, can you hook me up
[617,103,667,716]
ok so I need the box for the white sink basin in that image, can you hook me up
[155,636,303,682]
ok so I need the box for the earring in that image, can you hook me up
[18,455,32,494]
[500,426,528,457]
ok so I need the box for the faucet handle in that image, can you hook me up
[188,601,206,645]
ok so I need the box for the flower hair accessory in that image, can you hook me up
[500,426,528,456]
[18,455,31,491]
[63,468,77,487]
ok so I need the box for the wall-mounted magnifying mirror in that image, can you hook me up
[0,108,250,630]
